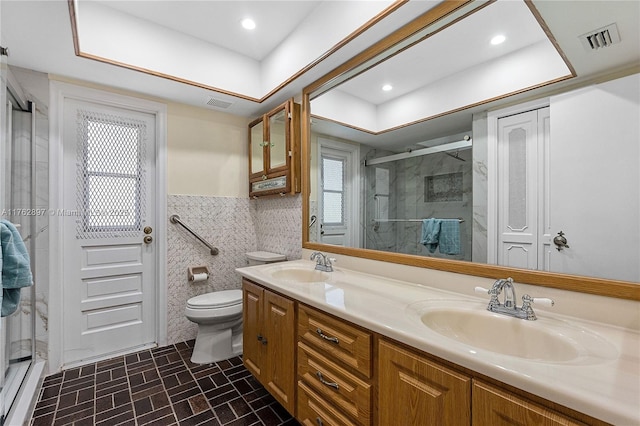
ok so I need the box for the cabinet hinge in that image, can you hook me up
[289,150,292,157]
[288,112,292,119]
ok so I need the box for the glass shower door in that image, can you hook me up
[0,49,37,421]
[1,106,35,423]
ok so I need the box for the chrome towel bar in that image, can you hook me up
[169,214,219,255]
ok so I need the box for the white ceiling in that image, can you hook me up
[96,1,322,61]
[1,0,639,143]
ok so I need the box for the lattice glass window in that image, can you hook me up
[76,111,146,238]
[322,156,345,225]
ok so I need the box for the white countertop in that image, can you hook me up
[236,259,640,425]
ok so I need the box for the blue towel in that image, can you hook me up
[0,220,33,317]
[438,219,461,255]
[420,219,441,253]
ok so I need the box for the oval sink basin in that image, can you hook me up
[421,308,579,362]
[408,300,618,364]
[270,267,330,283]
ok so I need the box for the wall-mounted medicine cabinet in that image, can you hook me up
[248,99,301,197]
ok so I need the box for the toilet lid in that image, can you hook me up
[187,290,242,308]
[246,251,286,262]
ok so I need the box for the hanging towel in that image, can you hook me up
[0,220,33,317]
[438,219,461,255]
[420,218,441,253]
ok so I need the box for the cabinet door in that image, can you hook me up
[242,280,264,380]
[472,381,586,425]
[267,106,288,173]
[249,118,265,178]
[264,289,296,414]
[378,339,471,426]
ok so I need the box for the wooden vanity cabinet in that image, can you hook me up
[241,282,604,425]
[378,339,471,425]
[248,99,301,197]
[472,381,587,426]
[241,279,296,414]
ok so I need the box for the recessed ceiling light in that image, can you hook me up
[241,18,256,30]
[382,84,393,91]
[491,34,506,45]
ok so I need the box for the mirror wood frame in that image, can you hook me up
[301,0,640,301]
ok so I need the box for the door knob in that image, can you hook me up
[144,226,153,234]
[553,231,569,251]
[143,235,153,244]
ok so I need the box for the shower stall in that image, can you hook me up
[1,62,46,424]
[362,137,473,261]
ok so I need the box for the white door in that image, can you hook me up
[497,109,544,269]
[61,98,157,365]
[317,139,360,247]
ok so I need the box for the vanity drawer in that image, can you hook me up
[298,305,372,378]
[298,381,359,426]
[298,342,371,425]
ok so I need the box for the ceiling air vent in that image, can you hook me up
[206,96,233,109]
[579,23,621,51]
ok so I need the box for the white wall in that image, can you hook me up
[167,103,249,197]
[549,73,639,282]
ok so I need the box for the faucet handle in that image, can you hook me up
[522,294,554,307]
[474,286,490,294]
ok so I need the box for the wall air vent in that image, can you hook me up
[206,97,233,109]
[579,23,621,51]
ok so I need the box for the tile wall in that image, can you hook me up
[167,194,301,345]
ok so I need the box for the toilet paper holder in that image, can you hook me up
[188,266,210,282]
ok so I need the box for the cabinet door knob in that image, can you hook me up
[316,417,324,426]
[257,334,267,345]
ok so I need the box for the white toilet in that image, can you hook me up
[185,251,286,364]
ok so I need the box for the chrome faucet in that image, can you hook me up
[476,277,554,321]
[310,251,333,272]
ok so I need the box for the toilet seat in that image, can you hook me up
[187,289,242,309]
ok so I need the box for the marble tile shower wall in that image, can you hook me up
[166,194,301,345]
[395,150,472,260]
[362,149,397,252]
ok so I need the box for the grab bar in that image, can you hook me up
[169,214,219,255]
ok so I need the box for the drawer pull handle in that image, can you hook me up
[316,417,324,426]
[316,371,339,390]
[316,328,339,344]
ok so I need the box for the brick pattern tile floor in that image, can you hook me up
[29,341,300,426]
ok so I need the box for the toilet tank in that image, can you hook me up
[246,251,287,266]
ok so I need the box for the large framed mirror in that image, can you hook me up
[302,0,639,300]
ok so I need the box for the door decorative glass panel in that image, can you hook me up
[76,111,146,239]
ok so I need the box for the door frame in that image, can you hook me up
[486,98,548,265]
[49,81,168,372]
[316,137,360,248]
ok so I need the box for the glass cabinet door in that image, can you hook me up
[250,120,265,176]
[268,108,287,171]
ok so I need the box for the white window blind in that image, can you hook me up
[322,156,345,225]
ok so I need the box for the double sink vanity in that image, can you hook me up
[236,256,639,425]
